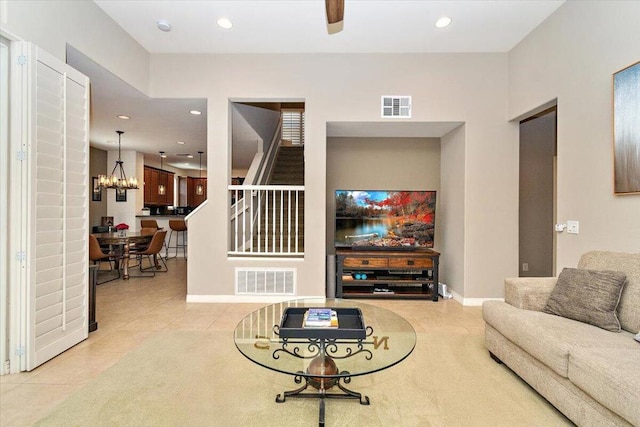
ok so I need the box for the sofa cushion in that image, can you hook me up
[578,251,640,334]
[568,347,640,426]
[543,267,626,332]
[483,301,639,377]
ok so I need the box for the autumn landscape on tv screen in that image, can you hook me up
[335,190,436,248]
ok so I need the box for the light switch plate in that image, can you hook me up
[567,220,579,234]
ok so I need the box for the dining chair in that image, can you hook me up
[89,234,120,284]
[128,227,158,267]
[140,219,167,253]
[129,230,168,277]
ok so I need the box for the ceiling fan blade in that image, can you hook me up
[326,0,344,24]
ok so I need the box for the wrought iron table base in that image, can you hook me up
[276,371,370,426]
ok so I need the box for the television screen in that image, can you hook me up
[335,190,436,249]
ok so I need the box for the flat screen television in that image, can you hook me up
[335,190,436,250]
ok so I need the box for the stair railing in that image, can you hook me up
[257,117,282,186]
[242,117,282,186]
[228,185,304,256]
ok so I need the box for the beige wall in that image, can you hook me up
[1,0,150,94]
[519,113,555,277]
[150,53,517,300]
[89,147,107,228]
[21,1,635,300]
[440,125,466,297]
[325,137,442,254]
[509,0,640,269]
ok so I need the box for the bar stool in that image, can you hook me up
[140,219,159,229]
[166,219,187,260]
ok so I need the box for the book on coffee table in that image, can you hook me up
[303,308,339,328]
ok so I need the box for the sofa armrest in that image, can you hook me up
[504,277,558,311]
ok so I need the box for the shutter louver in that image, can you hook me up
[24,44,89,370]
[281,110,304,145]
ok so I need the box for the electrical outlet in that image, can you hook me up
[522,263,529,272]
[567,220,579,234]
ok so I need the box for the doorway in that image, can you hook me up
[519,107,557,277]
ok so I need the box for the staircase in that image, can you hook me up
[269,145,304,185]
[245,145,304,253]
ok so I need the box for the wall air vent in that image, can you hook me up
[381,96,412,118]
[235,268,296,295]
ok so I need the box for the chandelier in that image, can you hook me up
[98,131,139,190]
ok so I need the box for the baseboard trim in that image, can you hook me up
[187,293,504,306]
[186,294,325,303]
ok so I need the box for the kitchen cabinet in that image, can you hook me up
[144,166,174,206]
[187,177,207,208]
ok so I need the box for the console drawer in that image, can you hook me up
[389,257,433,268]
[342,257,388,268]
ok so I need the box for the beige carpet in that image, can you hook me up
[36,331,572,426]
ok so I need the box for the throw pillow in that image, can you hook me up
[543,267,627,332]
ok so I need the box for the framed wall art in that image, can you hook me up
[613,61,640,195]
[116,188,127,202]
[92,177,102,201]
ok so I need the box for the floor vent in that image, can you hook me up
[381,96,412,118]
[235,268,296,295]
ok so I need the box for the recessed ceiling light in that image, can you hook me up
[217,18,233,29]
[117,114,131,120]
[189,110,202,115]
[435,16,452,28]
[187,154,194,158]
[157,19,172,32]
[177,141,185,145]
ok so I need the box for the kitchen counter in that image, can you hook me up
[136,215,186,218]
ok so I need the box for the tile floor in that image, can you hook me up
[0,258,485,426]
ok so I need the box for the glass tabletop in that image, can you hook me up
[234,299,416,379]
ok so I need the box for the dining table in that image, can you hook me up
[92,231,154,280]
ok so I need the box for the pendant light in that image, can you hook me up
[98,131,139,190]
[158,151,166,195]
[196,151,204,196]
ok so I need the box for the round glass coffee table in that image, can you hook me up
[234,298,416,426]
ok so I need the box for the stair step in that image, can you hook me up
[269,145,304,186]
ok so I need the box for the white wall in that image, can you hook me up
[509,0,640,269]
[150,53,517,299]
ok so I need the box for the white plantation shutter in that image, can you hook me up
[18,43,89,370]
[281,110,304,145]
